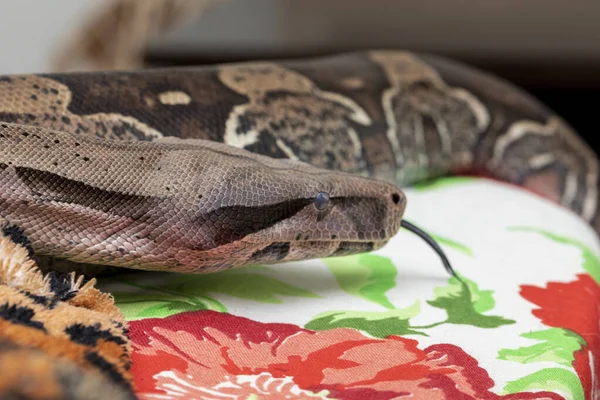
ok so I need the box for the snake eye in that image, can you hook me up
[314,191,330,211]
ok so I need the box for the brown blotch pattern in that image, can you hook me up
[0,75,162,141]
[219,63,371,173]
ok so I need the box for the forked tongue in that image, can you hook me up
[400,219,463,283]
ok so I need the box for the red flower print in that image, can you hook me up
[129,310,562,400]
[521,274,600,399]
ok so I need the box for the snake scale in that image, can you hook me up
[0,50,597,276]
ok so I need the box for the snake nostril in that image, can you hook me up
[391,193,401,205]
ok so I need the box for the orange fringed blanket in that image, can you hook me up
[0,224,135,400]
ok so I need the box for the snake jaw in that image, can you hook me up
[230,183,405,266]
[241,239,390,265]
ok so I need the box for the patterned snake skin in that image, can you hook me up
[0,50,597,275]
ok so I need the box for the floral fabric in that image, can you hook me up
[97,177,600,399]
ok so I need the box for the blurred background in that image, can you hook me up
[1,0,598,143]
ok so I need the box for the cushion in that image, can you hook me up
[98,177,600,399]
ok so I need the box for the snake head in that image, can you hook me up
[165,141,406,272]
[242,169,407,265]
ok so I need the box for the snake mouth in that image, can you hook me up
[248,239,389,264]
[329,240,384,257]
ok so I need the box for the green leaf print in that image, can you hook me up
[117,298,206,319]
[156,270,320,304]
[502,368,584,400]
[305,301,425,337]
[426,276,515,328]
[110,267,320,320]
[324,254,397,309]
[412,176,476,191]
[498,328,585,366]
[110,288,225,320]
[508,226,600,284]
[397,223,473,258]
[428,234,473,257]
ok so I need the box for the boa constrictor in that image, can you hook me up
[0,50,597,276]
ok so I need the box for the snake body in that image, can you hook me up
[0,50,597,274]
